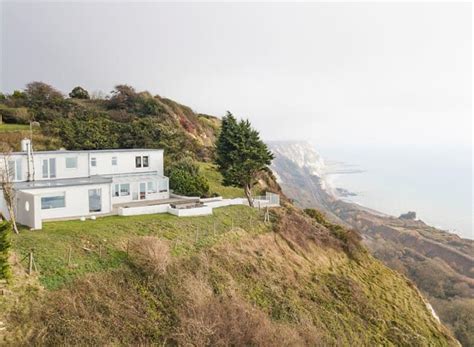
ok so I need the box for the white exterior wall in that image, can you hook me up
[15,191,42,229]
[21,183,112,220]
[7,149,164,182]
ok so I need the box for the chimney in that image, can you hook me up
[21,138,31,152]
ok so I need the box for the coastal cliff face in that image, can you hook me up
[269,141,474,346]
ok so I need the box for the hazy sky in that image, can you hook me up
[1,2,472,147]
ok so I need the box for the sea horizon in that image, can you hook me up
[316,143,473,240]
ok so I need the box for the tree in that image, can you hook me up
[215,112,274,206]
[69,86,90,99]
[0,145,19,234]
[24,81,64,108]
[167,157,210,197]
[0,217,12,280]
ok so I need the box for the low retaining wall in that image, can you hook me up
[118,204,169,216]
[167,205,213,217]
[117,194,279,218]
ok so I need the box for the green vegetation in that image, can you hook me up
[0,82,218,161]
[0,220,12,280]
[12,205,269,290]
[166,157,210,197]
[198,162,244,198]
[6,204,456,346]
[0,123,30,132]
[216,112,274,205]
[69,86,90,99]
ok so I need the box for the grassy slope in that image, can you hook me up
[2,162,456,345]
[0,123,30,132]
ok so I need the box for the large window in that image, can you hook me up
[7,159,22,181]
[158,179,168,193]
[119,183,130,196]
[65,157,77,169]
[42,158,56,178]
[41,193,65,209]
[147,181,157,194]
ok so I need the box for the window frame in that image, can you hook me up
[90,157,97,167]
[65,157,78,169]
[119,183,130,196]
[112,156,118,166]
[41,193,66,210]
[143,156,149,168]
[135,156,142,168]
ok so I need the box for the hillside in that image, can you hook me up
[269,141,474,346]
[0,84,458,345]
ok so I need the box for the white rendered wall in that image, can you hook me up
[15,191,42,229]
[7,149,164,182]
[21,183,111,220]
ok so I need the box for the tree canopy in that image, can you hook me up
[69,86,90,99]
[215,112,274,206]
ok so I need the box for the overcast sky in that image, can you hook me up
[1,2,471,147]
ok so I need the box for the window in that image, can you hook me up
[91,157,97,167]
[49,158,56,178]
[65,157,77,169]
[112,156,118,166]
[147,181,157,194]
[143,156,149,168]
[158,179,168,192]
[42,158,56,178]
[42,159,48,178]
[15,159,22,181]
[135,156,142,168]
[41,194,65,209]
[120,183,130,196]
[112,184,120,197]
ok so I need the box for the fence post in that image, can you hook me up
[67,246,72,266]
[28,251,33,275]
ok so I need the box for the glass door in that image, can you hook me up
[88,189,102,212]
[139,182,146,200]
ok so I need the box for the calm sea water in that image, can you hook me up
[317,144,473,240]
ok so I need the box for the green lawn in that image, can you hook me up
[0,123,30,132]
[198,162,244,198]
[12,206,270,290]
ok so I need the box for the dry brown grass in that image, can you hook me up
[128,236,170,277]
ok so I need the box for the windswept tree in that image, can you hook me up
[216,112,274,206]
[69,86,90,99]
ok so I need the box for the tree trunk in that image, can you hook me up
[244,184,254,207]
[6,205,19,234]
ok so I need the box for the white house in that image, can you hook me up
[0,139,169,229]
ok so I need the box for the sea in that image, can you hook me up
[316,144,473,240]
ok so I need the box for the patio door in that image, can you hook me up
[88,189,102,212]
[139,182,146,200]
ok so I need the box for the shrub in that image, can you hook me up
[167,158,210,197]
[128,237,170,278]
[69,86,90,99]
[0,219,12,280]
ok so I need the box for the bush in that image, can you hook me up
[69,86,90,99]
[0,219,12,280]
[167,158,210,197]
[128,237,170,278]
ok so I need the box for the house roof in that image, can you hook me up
[14,175,113,190]
[10,148,164,156]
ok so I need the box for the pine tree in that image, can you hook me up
[216,112,274,206]
[0,218,12,280]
